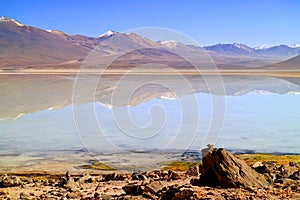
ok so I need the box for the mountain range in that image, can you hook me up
[0,16,299,70]
[203,43,300,57]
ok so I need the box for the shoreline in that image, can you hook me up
[1,149,299,174]
[0,149,299,199]
[1,69,300,77]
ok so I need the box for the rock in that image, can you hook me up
[79,174,94,184]
[122,183,144,195]
[147,171,160,180]
[0,174,22,187]
[289,170,300,180]
[146,170,172,181]
[19,192,33,200]
[252,161,264,168]
[291,185,300,192]
[168,170,181,180]
[160,184,202,200]
[174,185,202,199]
[255,163,276,174]
[186,165,199,176]
[131,173,138,180]
[138,174,148,181]
[263,173,276,184]
[94,192,100,199]
[104,173,127,181]
[21,177,33,184]
[289,162,298,167]
[274,178,294,185]
[0,190,8,196]
[105,173,117,181]
[117,195,147,200]
[278,165,298,178]
[143,192,157,200]
[64,178,78,191]
[66,191,82,199]
[197,147,270,188]
[132,173,148,181]
[144,181,164,194]
[265,162,277,172]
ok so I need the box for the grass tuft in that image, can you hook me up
[79,160,115,170]
[161,160,201,171]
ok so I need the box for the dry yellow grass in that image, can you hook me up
[238,154,300,166]
[161,160,201,171]
[79,161,115,170]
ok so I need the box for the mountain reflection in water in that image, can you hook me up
[1,74,300,120]
[0,74,300,155]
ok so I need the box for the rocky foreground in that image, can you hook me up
[1,148,300,200]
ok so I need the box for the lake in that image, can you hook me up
[0,74,299,169]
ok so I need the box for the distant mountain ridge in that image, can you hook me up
[203,43,300,57]
[1,16,300,69]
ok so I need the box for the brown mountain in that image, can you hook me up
[264,55,300,70]
[0,17,298,70]
[0,17,89,68]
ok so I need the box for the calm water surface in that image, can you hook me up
[0,74,299,166]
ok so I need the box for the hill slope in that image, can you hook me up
[0,17,89,68]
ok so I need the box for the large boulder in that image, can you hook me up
[197,147,270,188]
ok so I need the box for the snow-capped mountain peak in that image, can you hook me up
[233,43,243,48]
[232,43,252,50]
[0,16,25,26]
[158,40,183,48]
[159,40,179,45]
[46,29,69,36]
[254,44,273,50]
[289,44,300,48]
[98,30,118,38]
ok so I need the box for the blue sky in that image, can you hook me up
[1,0,299,47]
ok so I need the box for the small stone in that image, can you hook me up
[255,163,276,174]
[79,174,95,184]
[252,161,264,168]
[186,165,199,176]
[144,181,164,194]
[274,178,294,184]
[105,173,117,181]
[168,170,181,180]
[160,185,201,200]
[66,191,81,199]
[263,173,275,184]
[291,185,300,192]
[143,192,158,200]
[138,174,148,181]
[20,192,33,200]
[131,173,139,180]
[122,183,144,195]
[0,175,22,187]
[289,170,300,180]
[279,165,298,178]
[64,178,78,191]
[0,190,8,196]
[94,192,100,198]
